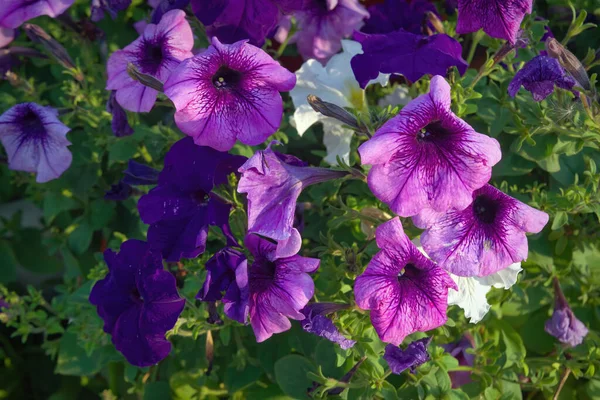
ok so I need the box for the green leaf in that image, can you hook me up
[274,355,317,400]
[68,222,94,255]
[497,321,526,368]
[551,212,568,230]
[143,382,172,400]
[90,199,116,230]
[13,229,62,274]
[55,332,120,376]
[43,193,78,223]
[108,139,138,165]
[0,240,18,283]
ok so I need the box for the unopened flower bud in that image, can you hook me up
[307,95,360,130]
[127,62,164,92]
[426,11,445,34]
[546,38,591,91]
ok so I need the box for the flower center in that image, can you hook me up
[347,84,366,111]
[473,195,499,224]
[249,258,277,292]
[417,121,452,142]
[192,191,210,205]
[130,287,143,304]
[212,66,242,89]
[138,39,166,75]
[20,109,46,139]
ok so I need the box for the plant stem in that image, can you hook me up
[467,31,484,65]
[553,368,571,400]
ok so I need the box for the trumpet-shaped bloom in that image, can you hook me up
[238,143,346,242]
[354,218,456,345]
[106,10,194,112]
[415,184,549,277]
[508,55,577,101]
[137,137,246,261]
[300,303,355,349]
[106,91,133,137]
[0,102,71,183]
[359,76,500,217]
[362,0,438,35]
[0,0,75,29]
[89,240,185,367]
[384,337,432,374]
[456,0,533,44]
[164,37,296,152]
[545,279,588,347]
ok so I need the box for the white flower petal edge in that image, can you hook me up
[322,120,354,164]
[378,85,411,108]
[477,262,522,289]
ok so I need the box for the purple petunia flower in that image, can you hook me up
[137,137,246,262]
[89,240,185,367]
[105,181,133,201]
[106,9,194,113]
[300,303,355,349]
[106,91,134,137]
[354,218,456,345]
[163,37,296,152]
[197,247,249,324]
[238,143,347,242]
[0,0,75,29]
[508,55,577,101]
[384,337,432,374]
[414,184,549,277]
[245,233,320,342]
[150,0,189,24]
[444,336,475,388]
[91,0,132,22]
[358,76,500,217]
[351,31,467,87]
[122,159,160,186]
[456,0,533,44]
[0,103,72,183]
[294,0,369,64]
[361,0,438,35]
[0,26,15,48]
[545,278,588,347]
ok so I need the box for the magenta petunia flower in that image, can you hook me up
[414,184,549,277]
[361,0,438,35]
[245,233,320,342]
[237,143,347,242]
[0,102,71,183]
[163,38,296,151]
[354,218,456,345]
[300,303,355,349]
[106,9,194,112]
[295,0,369,63]
[89,240,185,367]
[358,76,500,217]
[545,278,588,347]
[384,337,432,374]
[508,55,577,101]
[456,0,533,44]
[0,0,75,29]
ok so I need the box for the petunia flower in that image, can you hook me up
[290,40,389,164]
[106,91,134,137]
[300,303,355,349]
[91,0,132,22]
[137,137,246,262]
[545,277,588,347]
[358,75,501,217]
[0,0,75,29]
[150,0,189,24]
[105,160,160,201]
[443,336,475,388]
[414,184,549,277]
[384,337,432,374]
[0,102,72,183]
[244,233,320,342]
[238,142,347,242]
[361,0,438,35]
[105,181,133,201]
[0,26,15,48]
[508,55,577,101]
[351,31,468,88]
[89,240,185,367]
[163,37,296,152]
[354,218,456,345]
[106,9,194,112]
[456,0,533,44]
[294,0,369,64]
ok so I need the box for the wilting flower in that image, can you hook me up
[508,55,577,101]
[137,137,246,261]
[361,0,438,35]
[245,233,320,342]
[0,27,14,48]
[456,0,533,44]
[107,91,133,137]
[105,181,133,201]
[415,184,549,277]
[89,240,185,367]
[238,143,346,242]
[290,40,389,164]
[300,303,355,349]
[354,218,456,345]
[197,247,249,324]
[0,103,72,183]
[294,0,368,64]
[106,9,193,112]
[164,37,296,151]
[351,31,468,87]
[91,0,132,21]
[0,0,74,29]
[359,76,500,217]
[444,336,475,388]
[384,337,432,374]
[545,278,588,347]
[190,0,302,46]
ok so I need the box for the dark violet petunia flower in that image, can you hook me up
[414,184,549,277]
[0,102,72,183]
[358,75,500,217]
[545,278,588,347]
[443,336,475,388]
[89,240,185,367]
[105,181,133,201]
[106,9,194,113]
[163,38,296,151]
[351,31,467,87]
[294,0,369,64]
[0,0,75,29]
[190,0,302,46]
[456,0,533,44]
[384,337,432,374]
[107,91,134,137]
[122,159,160,186]
[238,142,347,242]
[300,303,355,349]
[91,0,132,22]
[196,247,249,324]
[137,137,246,262]
[245,233,320,342]
[508,55,577,102]
[150,0,190,24]
[361,0,438,35]
[354,218,456,345]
